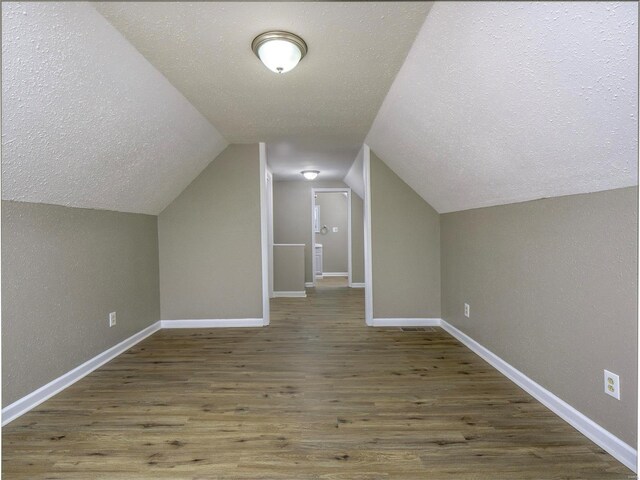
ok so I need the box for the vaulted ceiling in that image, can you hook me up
[2,2,637,215]
[2,2,227,215]
[94,2,430,147]
[367,1,638,213]
[93,1,430,183]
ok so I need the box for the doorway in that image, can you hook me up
[311,188,352,288]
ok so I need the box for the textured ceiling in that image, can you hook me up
[342,145,365,199]
[94,2,431,147]
[367,2,638,213]
[4,2,636,216]
[2,2,227,215]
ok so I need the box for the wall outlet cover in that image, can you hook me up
[464,303,470,318]
[109,312,117,327]
[604,369,620,400]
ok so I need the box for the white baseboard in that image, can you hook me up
[321,272,348,277]
[3,317,266,425]
[161,318,264,328]
[272,291,307,298]
[372,318,441,327]
[305,282,315,288]
[1,321,162,427]
[439,319,637,473]
[350,283,365,288]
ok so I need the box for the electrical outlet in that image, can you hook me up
[109,312,117,327]
[464,303,470,318]
[332,227,339,233]
[604,370,620,399]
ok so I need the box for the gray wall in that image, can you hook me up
[2,200,160,406]
[441,187,638,446]
[158,144,263,320]
[316,192,348,273]
[273,245,305,293]
[370,152,441,318]
[273,180,365,283]
[351,193,365,285]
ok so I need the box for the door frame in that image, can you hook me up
[266,168,274,299]
[259,143,270,326]
[311,187,352,287]
[362,144,373,326]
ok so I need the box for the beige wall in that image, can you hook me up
[351,193,365,285]
[370,152,441,318]
[273,245,305,293]
[273,180,365,284]
[2,201,160,406]
[441,187,638,446]
[158,144,263,320]
[316,192,348,273]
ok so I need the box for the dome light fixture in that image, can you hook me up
[301,170,319,180]
[252,31,308,74]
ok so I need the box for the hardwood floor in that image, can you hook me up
[2,287,633,479]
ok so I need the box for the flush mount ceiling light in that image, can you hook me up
[301,170,319,180]
[252,31,308,74]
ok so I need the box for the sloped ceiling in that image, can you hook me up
[4,2,636,216]
[2,2,227,215]
[343,146,365,199]
[93,2,431,147]
[367,2,638,213]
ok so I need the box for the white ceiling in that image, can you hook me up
[367,2,638,213]
[2,2,227,215]
[342,145,365,199]
[93,1,431,147]
[3,2,637,216]
[267,141,359,182]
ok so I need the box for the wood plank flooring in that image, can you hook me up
[2,286,634,479]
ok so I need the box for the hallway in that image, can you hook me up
[2,287,631,479]
[314,275,349,288]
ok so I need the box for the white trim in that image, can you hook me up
[362,145,373,326]
[161,319,264,328]
[347,189,352,287]
[350,283,365,288]
[367,316,637,471]
[272,291,307,298]
[266,167,274,299]
[259,142,270,325]
[2,321,162,426]
[311,191,317,285]
[372,318,441,327]
[321,272,348,277]
[440,319,637,473]
[311,187,352,288]
[305,282,315,288]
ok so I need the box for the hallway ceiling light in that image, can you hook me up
[301,170,319,180]
[252,31,307,74]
